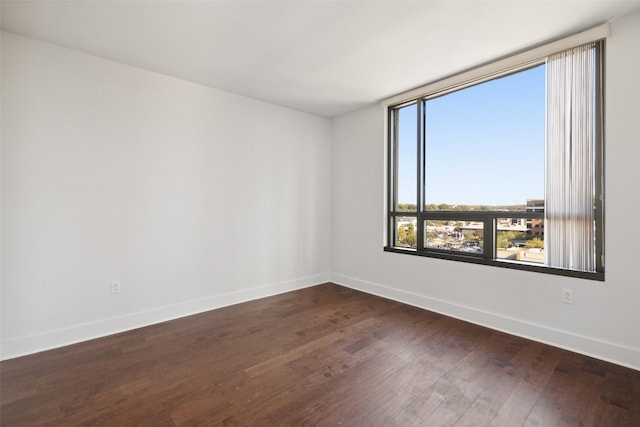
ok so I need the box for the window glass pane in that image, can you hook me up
[496,217,545,264]
[395,216,417,249]
[423,65,545,211]
[394,103,417,211]
[424,220,483,254]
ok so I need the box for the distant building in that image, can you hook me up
[526,199,544,237]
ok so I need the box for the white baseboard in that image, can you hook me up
[2,273,330,360]
[331,273,640,372]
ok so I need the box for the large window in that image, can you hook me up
[385,37,604,280]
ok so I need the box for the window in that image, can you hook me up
[385,32,605,280]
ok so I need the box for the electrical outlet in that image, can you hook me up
[561,288,573,304]
[110,280,121,295]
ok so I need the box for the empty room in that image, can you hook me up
[1,1,639,425]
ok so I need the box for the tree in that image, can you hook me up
[397,203,417,211]
[397,222,417,247]
[404,223,417,247]
[397,224,406,243]
[497,234,511,250]
[525,237,544,249]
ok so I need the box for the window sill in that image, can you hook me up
[383,247,605,281]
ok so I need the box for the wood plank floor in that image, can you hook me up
[1,283,639,426]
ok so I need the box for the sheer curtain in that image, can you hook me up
[545,43,596,272]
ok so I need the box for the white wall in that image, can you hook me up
[1,32,331,359]
[330,11,640,371]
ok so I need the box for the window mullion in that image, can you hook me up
[484,215,495,260]
[416,100,425,251]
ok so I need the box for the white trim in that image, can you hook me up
[1,273,330,360]
[381,23,610,108]
[331,273,640,372]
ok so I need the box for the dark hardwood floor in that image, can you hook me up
[1,283,638,426]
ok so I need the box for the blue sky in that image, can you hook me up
[397,64,545,206]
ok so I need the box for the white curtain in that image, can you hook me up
[545,43,596,272]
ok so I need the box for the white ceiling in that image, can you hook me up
[2,1,640,117]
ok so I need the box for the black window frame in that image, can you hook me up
[385,43,605,281]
